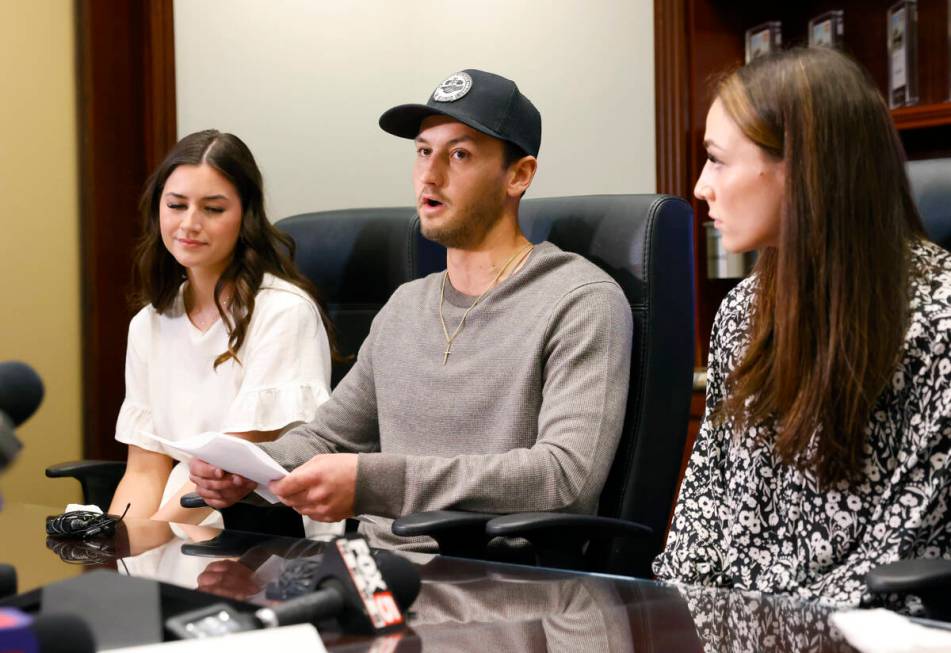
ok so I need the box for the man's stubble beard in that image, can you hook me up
[420,191,506,249]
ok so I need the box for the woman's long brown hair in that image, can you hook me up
[135,129,341,368]
[714,48,925,486]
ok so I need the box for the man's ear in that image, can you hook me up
[506,156,537,199]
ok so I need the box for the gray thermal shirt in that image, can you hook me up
[259,241,634,551]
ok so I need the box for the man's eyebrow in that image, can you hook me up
[414,135,477,146]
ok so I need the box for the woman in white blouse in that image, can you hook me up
[108,130,337,528]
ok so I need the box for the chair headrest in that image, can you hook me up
[518,194,693,306]
[907,158,951,251]
[276,207,445,306]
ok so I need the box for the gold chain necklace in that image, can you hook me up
[438,243,534,365]
[186,288,232,332]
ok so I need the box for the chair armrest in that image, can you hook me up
[181,491,272,509]
[392,510,497,558]
[486,512,652,570]
[180,531,279,558]
[486,512,652,539]
[45,460,126,508]
[180,492,207,509]
[45,460,126,479]
[179,492,305,538]
[866,559,951,594]
[867,559,951,620]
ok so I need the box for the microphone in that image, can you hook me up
[166,537,421,639]
[0,564,16,600]
[0,425,20,476]
[0,609,96,653]
[0,361,44,428]
[257,544,420,632]
[0,362,42,474]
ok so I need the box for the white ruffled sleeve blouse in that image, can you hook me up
[114,273,334,532]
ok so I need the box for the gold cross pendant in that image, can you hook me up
[443,347,451,365]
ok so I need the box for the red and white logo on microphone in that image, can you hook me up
[337,538,404,629]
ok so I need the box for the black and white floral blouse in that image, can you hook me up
[654,239,951,607]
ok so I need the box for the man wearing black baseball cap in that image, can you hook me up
[379,69,541,160]
[190,70,633,553]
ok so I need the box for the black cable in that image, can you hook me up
[45,537,118,565]
[45,503,129,540]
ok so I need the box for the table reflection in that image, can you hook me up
[30,506,859,653]
[676,583,855,653]
[393,557,701,652]
[43,517,324,605]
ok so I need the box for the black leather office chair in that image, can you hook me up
[279,207,445,386]
[47,208,442,532]
[864,159,951,616]
[906,157,951,251]
[392,194,696,578]
[45,460,125,510]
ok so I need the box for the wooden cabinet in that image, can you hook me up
[655,0,951,364]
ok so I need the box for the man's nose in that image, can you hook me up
[418,156,446,186]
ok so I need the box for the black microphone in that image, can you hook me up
[166,537,421,639]
[256,546,420,632]
[0,609,96,653]
[0,424,20,476]
[0,362,42,474]
[0,361,44,428]
[0,564,16,600]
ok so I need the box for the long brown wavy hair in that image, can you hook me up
[135,129,340,368]
[713,48,925,486]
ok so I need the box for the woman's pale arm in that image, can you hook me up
[151,429,281,524]
[229,428,283,444]
[109,445,174,518]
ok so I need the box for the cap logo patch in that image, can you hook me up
[432,72,472,102]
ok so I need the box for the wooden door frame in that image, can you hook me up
[76,0,177,459]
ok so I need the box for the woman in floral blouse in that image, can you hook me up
[653,46,951,607]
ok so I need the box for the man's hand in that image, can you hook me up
[269,453,358,522]
[188,458,257,509]
[197,560,260,601]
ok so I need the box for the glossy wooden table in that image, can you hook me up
[0,503,858,652]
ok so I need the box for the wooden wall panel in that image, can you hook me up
[656,0,951,364]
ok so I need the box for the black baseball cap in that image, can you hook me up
[379,69,542,158]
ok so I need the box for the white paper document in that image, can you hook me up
[830,608,951,653]
[152,432,287,503]
[104,623,327,652]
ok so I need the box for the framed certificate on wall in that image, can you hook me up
[887,1,919,108]
[808,10,844,49]
[745,21,782,63]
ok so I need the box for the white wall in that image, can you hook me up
[175,0,654,221]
